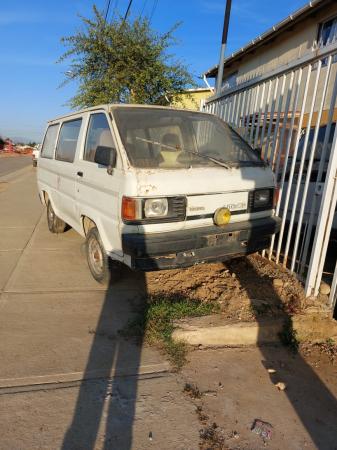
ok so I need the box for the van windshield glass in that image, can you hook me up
[113,107,262,169]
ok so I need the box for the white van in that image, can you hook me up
[37,104,280,283]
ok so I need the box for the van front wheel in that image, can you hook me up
[47,201,66,234]
[85,227,121,284]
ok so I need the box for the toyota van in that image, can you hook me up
[37,104,281,283]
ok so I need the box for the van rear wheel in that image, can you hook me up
[85,227,121,284]
[47,201,66,234]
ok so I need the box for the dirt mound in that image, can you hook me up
[146,254,306,322]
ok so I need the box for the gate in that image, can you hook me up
[203,42,337,308]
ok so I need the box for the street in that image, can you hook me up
[0,155,32,177]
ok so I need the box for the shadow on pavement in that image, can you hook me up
[230,257,337,449]
[61,270,147,450]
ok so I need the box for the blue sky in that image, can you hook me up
[0,0,306,142]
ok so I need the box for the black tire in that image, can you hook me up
[85,227,122,284]
[47,200,67,234]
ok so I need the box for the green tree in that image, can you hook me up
[59,6,194,108]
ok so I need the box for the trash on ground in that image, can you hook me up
[267,368,276,373]
[251,419,273,441]
[275,381,287,391]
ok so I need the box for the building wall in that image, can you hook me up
[173,89,213,110]
[223,3,337,85]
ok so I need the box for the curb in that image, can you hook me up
[172,314,337,347]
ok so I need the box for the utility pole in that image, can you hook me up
[215,0,232,94]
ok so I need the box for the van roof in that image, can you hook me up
[48,103,206,124]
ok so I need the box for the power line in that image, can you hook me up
[104,0,112,22]
[111,0,119,20]
[149,0,158,23]
[139,0,148,19]
[123,0,134,21]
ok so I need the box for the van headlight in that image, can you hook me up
[122,196,186,224]
[144,198,168,218]
[254,189,270,207]
[252,189,274,211]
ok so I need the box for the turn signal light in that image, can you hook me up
[122,197,137,221]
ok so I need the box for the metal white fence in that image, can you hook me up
[203,42,337,308]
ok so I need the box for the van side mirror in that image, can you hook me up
[94,146,117,174]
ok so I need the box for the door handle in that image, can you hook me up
[77,171,83,177]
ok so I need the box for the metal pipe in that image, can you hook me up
[283,64,312,267]
[290,61,322,272]
[269,74,286,172]
[275,69,303,264]
[254,82,266,149]
[216,0,232,94]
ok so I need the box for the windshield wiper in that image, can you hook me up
[135,137,230,169]
[181,150,231,169]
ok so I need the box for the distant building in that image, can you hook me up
[173,87,213,110]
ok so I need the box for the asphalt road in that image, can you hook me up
[0,155,32,177]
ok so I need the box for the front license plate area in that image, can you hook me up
[206,231,241,247]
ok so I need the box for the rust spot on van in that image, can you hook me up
[139,184,157,195]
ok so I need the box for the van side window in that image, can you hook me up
[41,124,59,159]
[56,119,82,163]
[84,113,114,162]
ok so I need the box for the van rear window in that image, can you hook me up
[56,119,82,163]
[41,124,59,159]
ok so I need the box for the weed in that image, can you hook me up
[279,318,299,352]
[184,382,202,399]
[122,296,218,370]
[199,423,228,450]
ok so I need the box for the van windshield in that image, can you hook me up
[113,107,262,169]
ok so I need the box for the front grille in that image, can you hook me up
[170,196,187,221]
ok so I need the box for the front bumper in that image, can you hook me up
[122,216,281,271]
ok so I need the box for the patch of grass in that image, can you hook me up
[122,296,218,370]
[279,318,299,352]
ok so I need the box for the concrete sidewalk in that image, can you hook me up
[0,169,199,450]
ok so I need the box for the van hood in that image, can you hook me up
[135,165,275,197]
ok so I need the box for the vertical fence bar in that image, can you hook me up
[274,71,295,179]
[265,77,280,161]
[300,55,335,275]
[234,91,243,128]
[244,88,254,139]
[275,69,303,263]
[291,60,325,272]
[312,177,337,296]
[283,64,312,267]
[230,94,237,125]
[260,80,272,155]
[305,110,337,295]
[254,82,266,149]
[329,261,337,309]
[269,71,295,258]
[269,74,286,170]
[249,85,260,145]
